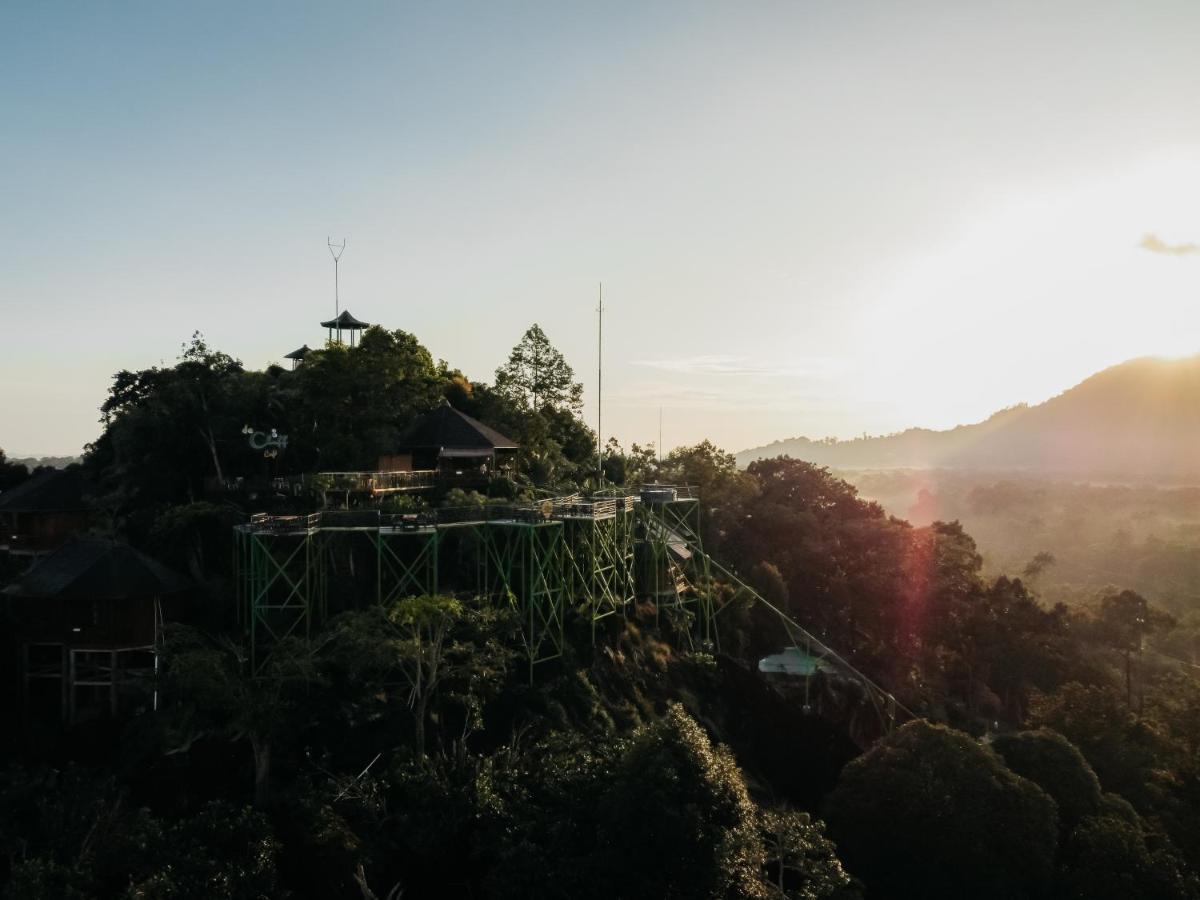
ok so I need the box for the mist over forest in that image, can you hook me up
[739,355,1200,481]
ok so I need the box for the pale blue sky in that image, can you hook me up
[4,1,1200,456]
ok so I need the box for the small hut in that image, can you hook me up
[284,344,312,370]
[0,467,89,558]
[392,404,519,478]
[3,538,191,727]
[320,310,370,347]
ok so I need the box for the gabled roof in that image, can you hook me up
[2,537,192,601]
[398,405,519,452]
[284,344,312,361]
[320,310,370,330]
[0,467,87,513]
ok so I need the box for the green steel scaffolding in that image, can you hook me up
[236,489,709,669]
[635,487,716,649]
[235,513,327,671]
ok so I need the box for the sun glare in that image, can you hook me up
[851,156,1200,432]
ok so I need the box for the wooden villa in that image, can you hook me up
[3,537,191,728]
[0,467,90,558]
[391,403,519,478]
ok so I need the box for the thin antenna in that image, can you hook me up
[597,282,603,490]
[327,237,346,342]
[658,406,663,463]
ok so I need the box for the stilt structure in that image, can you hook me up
[635,485,715,648]
[560,496,637,642]
[235,514,327,671]
[233,486,905,740]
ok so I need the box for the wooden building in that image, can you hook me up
[391,404,519,478]
[0,467,90,558]
[3,537,191,728]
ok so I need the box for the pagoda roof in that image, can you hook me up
[2,537,192,601]
[398,404,519,452]
[0,467,87,513]
[320,310,370,330]
[284,344,312,360]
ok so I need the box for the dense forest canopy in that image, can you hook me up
[3,324,1200,898]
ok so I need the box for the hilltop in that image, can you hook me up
[737,355,1200,479]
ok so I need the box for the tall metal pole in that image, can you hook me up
[659,406,663,463]
[597,282,603,490]
[328,237,346,343]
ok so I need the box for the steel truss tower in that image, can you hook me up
[636,488,716,649]
[474,521,568,669]
[376,525,441,604]
[235,514,327,671]
[561,496,637,642]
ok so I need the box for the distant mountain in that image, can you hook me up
[737,355,1200,479]
[11,455,82,471]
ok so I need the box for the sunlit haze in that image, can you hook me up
[4,2,1200,456]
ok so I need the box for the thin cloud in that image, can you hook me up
[1139,233,1200,256]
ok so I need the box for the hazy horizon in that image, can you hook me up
[5,2,1200,457]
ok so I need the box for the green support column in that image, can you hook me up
[475,520,567,676]
[237,521,326,671]
[636,494,716,650]
[564,500,636,643]
[376,526,440,605]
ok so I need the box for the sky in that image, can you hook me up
[4,1,1200,457]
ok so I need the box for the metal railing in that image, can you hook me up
[318,470,438,493]
[241,491,645,533]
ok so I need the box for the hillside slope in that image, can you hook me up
[738,355,1200,479]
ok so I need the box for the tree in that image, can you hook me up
[494,324,583,414]
[293,326,444,470]
[1095,590,1175,707]
[1058,811,1198,900]
[88,333,258,514]
[160,628,322,808]
[759,808,860,899]
[991,728,1102,829]
[596,703,768,899]
[824,720,1058,900]
[1023,551,1057,581]
[0,448,29,492]
[329,596,516,760]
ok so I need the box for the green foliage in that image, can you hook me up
[991,728,1102,828]
[824,720,1058,900]
[494,323,583,415]
[0,768,279,900]
[595,703,768,899]
[327,596,518,758]
[292,326,443,470]
[759,808,860,899]
[118,801,280,899]
[0,448,29,492]
[1058,811,1198,900]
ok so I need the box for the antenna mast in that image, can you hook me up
[326,237,345,326]
[596,282,603,490]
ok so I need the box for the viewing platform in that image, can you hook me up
[238,491,647,536]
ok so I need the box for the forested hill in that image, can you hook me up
[738,354,1200,479]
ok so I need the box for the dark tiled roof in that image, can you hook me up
[3,537,192,600]
[284,344,312,360]
[398,405,519,452]
[320,310,370,329]
[0,467,87,513]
